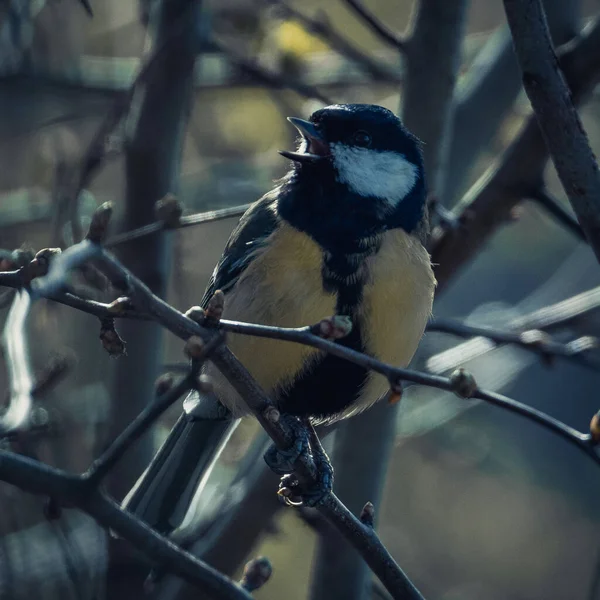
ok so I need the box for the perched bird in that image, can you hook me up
[123,104,436,534]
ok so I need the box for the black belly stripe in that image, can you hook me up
[276,252,371,421]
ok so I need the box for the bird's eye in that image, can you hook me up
[352,131,372,147]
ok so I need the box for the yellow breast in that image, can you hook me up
[349,228,436,416]
[215,224,336,411]
[206,224,435,419]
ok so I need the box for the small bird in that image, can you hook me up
[124,104,435,533]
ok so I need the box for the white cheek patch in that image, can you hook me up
[331,143,418,208]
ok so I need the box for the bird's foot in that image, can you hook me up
[265,416,333,507]
[276,451,333,508]
[263,414,309,475]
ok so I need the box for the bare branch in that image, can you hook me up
[1,290,33,435]
[441,0,581,205]
[265,0,403,84]
[31,352,74,399]
[105,203,251,249]
[311,402,398,600]
[431,16,600,291]
[342,0,406,52]
[402,0,469,186]
[85,373,195,484]
[515,286,600,331]
[0,450,254,599]
[30,242,100,299]
[426,286,600,375]
[527,187,586,241]
[211,38,332,105]
[427,317,600,369]
[214,317,600,466]
[7,213,600,598]
[29,235,424,600]
[503,0,600,262]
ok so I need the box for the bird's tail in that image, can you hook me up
[122,405,239,536]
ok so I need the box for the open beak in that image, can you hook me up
[279,117,329,163]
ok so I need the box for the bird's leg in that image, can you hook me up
[264,416,333,507]
[298,421,333,507]
[263,414,309,474]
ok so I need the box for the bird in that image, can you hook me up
[123,103,436,535]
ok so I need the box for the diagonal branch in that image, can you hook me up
[85,373,195,484]
[105,203,251,249]
[441,0,581,206]
[427,317,600,370]
[0,450,254,600]
[503,0,600,263]
[265,0,402,84]
[526,187,587,241]
[430,16,600,292]
[210,38,332,104]
[212,317,600,467]
[342,0,406,52]
[5,210,600,598]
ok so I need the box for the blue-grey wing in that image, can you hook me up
[200,195,279,308]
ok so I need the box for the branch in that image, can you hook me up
[526,187,587,241]
[427,317,600,370]
[18,228,423,599]
[210,38,332,105]
[104,203,251,249]
[503,0,600,263]
[0,451,253,600]
[342,0,406,52]
[441,0,581,205]
[401,0,469,186]
[430,16,600,291]
[1,290,33,435]
[515,286,600,332]
[85,373,195,483]
[311,402,398,600]
[265,0,403,84]
[6,211,600,598]
[214,317,600,467]
[426,286,600,375]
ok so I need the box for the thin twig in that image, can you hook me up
[265,0,402,84]
[427,317,600,370]
[29,241,101,299]
[0,451,253,600]
[59,1,202,247]
[31,353,73,399]
[211,38,332,104]
[8,217,600,599]
[527,187,587,242]
[503,0,600,263]
[105,203,251,249]
[215,318,600,467]
[49,238,425,600]
[342,0,406,52]
[85,374,195,483]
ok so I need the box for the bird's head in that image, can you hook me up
[279,104,426,239]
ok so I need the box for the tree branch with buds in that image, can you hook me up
[4,204,600,598]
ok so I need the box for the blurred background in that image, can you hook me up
[2,0,600,599]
